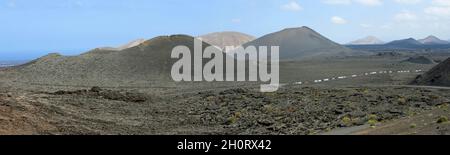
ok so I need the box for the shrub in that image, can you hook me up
[368,120,377,127]
[342,116,352,126]
[368,114,378,121]
[368,114,378,127]
[397,97,407,105]
[437,116,448,124]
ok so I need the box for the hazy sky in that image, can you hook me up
[1,0,450,60]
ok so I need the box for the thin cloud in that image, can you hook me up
[7,0,16,8]
[231,18,242,23]
[331,16,348,24]
[322,0,352,5]
[432,0,450,6]
[394,0,422,5]
[360,24,373,28]
[425,6,450,17]
[322,0,382,6]
[394,11,418,21]
[425,0,450,18]
[354,0,383,6]
[281,1,303,12]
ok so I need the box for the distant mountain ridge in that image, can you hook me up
[385,38,423,48]
[198,31,255,51]
[418,35,449,45]
[3,26,371,86]
[347,36,450,50]
[243,26,362,60]
[347,36,384,45]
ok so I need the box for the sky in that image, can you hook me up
[1,0,450,60]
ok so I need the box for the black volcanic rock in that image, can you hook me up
[413,58,450,87]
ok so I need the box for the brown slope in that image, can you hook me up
[198,31,255,50]
[97,39,146,51]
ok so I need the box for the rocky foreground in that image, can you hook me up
[0,85,449,135]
